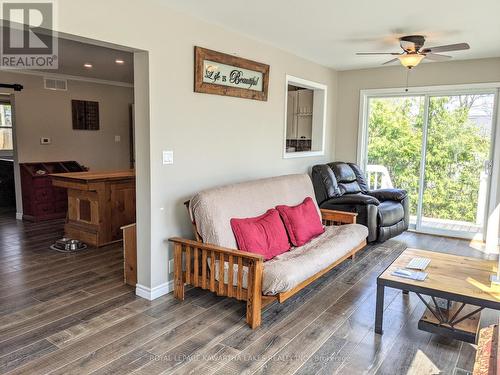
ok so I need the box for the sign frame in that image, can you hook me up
[194,46,269,101]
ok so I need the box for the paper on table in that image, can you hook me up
[392,268,427,281]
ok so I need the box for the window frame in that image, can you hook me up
[283,75,327,159]
[358,83,500,168]
[358,82,500,245]
[0,101,13,152]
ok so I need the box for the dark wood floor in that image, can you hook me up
[0,210,497,374]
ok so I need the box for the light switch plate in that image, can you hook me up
[114,135,121,142]
[162,150,174,165]
[40,137,51,145]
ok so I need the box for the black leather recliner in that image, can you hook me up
[312,162,409,242]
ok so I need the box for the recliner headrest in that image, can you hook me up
[311,164,341,203]
[328,162,356,183]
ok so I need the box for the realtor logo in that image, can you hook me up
[1,1,58,69]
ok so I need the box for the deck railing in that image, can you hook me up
[366,164,487,227]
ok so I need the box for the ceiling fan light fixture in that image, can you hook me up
[398,54,424,69]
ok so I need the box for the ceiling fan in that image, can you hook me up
[356,35,470,69]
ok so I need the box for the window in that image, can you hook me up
[284,75,326,158]
[0,103,13,150]
[359,86,498,241]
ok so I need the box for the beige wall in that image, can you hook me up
[55,1,500,295]
[336,57,500,162]
[56,1,337,292]
[7,72,134,170]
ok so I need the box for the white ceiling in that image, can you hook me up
[0,23,134,83]
[165,0,500,70]
[47,38,134,83]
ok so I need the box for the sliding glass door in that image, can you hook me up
[420,94,495,237]
[364,91,497,239]
[366,96,425,227]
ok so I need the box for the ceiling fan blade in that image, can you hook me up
[382,58,399,65]
[421,43,470,53]
[356,52,401,55]
[425,53,452,61]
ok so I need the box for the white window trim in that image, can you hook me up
[283,75,327,159]
[357,82,500,168]
[357,82,500,248]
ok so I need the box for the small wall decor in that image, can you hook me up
[72,100,99,130]
[194,46,269,101]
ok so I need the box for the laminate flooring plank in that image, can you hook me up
[0,212,483,374]
[0,339,57,374]
[133,305,245,374]
[0,258,123,298]
[6,312,158,375]
[0,285,132,341]
[46,302,207,375]
[0,290,93,330]
[170,344,240,375]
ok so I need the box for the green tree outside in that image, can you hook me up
[367,95,491,223]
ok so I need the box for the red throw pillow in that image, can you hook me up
[230,209,291,260]
[276,197,325,247]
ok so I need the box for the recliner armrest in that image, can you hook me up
[324,194,380,206]
[368,188,407,202]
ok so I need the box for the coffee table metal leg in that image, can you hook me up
[375,283,384,334]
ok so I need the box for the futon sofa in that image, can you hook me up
[312,162,409,242]
[169,174,368,328]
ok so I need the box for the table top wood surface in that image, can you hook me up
[379,248,500,304]
[50,170,135,183]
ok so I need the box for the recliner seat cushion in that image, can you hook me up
[377,201,405,227]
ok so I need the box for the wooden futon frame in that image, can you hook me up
[169,204,367,329]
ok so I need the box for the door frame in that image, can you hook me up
[357,82,500,243]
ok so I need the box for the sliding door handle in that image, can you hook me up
[484,160,493,175]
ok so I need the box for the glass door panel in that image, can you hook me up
[420,94,495,238]
[366,96,425,227]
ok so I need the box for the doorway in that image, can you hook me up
[360,88,498,240]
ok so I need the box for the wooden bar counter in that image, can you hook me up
[51,170,136,247]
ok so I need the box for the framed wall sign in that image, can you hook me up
[194,46,270,101]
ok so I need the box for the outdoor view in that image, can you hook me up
[0,104,13,150]
[367,93,494,234]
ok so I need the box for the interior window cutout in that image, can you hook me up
[284,75,326,158]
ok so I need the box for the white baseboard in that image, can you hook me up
[15,212,23,220]
[135,280,173,300]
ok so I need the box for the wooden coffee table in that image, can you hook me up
[375,248,500,343]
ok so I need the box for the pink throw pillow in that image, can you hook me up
[230,209,291,260]
[276,197,325,247]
